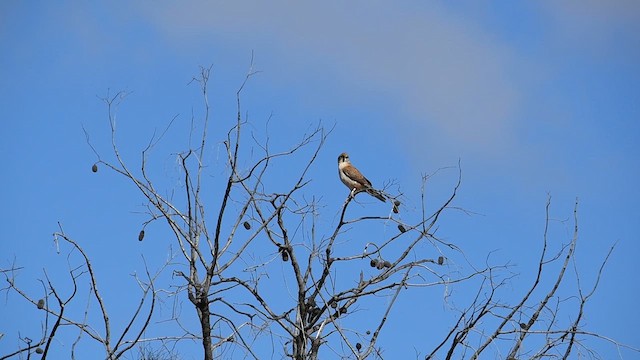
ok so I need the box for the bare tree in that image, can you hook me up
[1,222,164,360]
[1,64,637,360]
[423,198,634,360]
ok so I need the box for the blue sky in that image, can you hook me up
[1,1,639,358]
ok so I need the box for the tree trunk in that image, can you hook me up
[197,294,213,360]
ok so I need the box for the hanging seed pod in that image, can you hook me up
[520,323,528,329]
[35,348,43,354]
[366,330,371,335]
[138,230,145,241]
[437,256,444,265]
[340,307,347,314]
[370,258,379,268]
[356,343,362,351]
[281,249,289,262]
[37,299,45,310]
[91,163,98,173]
[397,224,406,233]
[393,200,401,213]
[331,301,338,309]
[383,260,392,268]
[376,261,385,270]
[243,221,251,230]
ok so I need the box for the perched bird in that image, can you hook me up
[337,152,386,202]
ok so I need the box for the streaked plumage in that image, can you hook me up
[337,152,386,202]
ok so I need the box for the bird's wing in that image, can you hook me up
[343,164,372,187]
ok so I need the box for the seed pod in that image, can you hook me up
[243,221,251,230]
[370,258,379,268]
[281,249,289,262]
[331,301,338,309]
[520,323,527,329]
[138,230,145,241]
[91,163,98,173]
[376,261,385,270]
[340,307,347,314]
[383,260,392,268]
[37,299,45,310]
[35,348,43,354]
[392,200,401,213]
[397,224,406,233]
[356,343,362,351]
[366,330,371,335]
[437,256,444,265]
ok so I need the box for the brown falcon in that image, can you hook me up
[337,152,386,202]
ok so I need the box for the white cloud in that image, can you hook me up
[140,1,522,162]
[539,0,640,56]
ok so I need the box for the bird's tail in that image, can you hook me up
[366,188,387,202]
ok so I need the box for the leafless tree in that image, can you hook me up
[422,198,636,360]
[1,222,164,360]
[1,63,637,360]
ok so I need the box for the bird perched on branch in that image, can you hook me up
[337,152,386,202]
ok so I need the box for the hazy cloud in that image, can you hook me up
[141,2,522,160]
[540,0,640,52]
[137,0,637,176]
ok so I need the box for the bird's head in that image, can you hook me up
[338,152,350,164]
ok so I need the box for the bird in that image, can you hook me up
[337,152,386,202]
